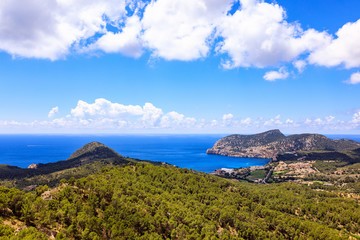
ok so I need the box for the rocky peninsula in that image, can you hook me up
[207,129,360,160]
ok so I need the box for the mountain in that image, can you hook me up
[0,142,136,187]
[207,130,360,160]
[68,141,123,162]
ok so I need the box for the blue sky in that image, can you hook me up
[0,0,359,134]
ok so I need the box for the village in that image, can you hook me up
[212,160,321,184]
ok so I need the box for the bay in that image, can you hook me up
[0,134,359,173]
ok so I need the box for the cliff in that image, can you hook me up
[207,130,360,160]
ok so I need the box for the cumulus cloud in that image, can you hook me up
[2,102,360,132]
[210,120,218,127]
[71,98,144,118]
[160,112,196,128]
[0,0,327,64]
[48,106,59,118]
[302,116,351,131]
[309,19,360,68]
[217,0,330,69]
[325,115,335,122]
[293,60,307,73]
[240,117,252,125]
[304,118,312,125]
[263,67,289,81]
[140,102,164,127]
[352,112,360,124]
[66,98,201,129]
[0,0,358,82]
[345,72,360,85]
[222,113,234,126]
[141,0,232,60]
[92,14,143,58]
[0,0,132,60]
[264,118,282,127]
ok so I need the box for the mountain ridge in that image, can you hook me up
[0,142,132,183]
[207,130,360,160]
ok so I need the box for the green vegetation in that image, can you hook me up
[1,141,360,239]
[0,142,163,190]
[277,150,360,164]
[224,129,286,148]
[0,162,359,239]
[246,169,266,181]
[273,170,289,176]
[312,161,348,173]
[0,142,131,181]
[0,157,135,190]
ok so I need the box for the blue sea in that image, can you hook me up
[0,134,359,173]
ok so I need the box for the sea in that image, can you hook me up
[0,134,359,173]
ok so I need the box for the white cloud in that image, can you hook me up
[314,118,323,125]
[0,0,358,81]
[210,120,218,127]
[0,0,134,60]
[140,102,163,127]
[2,102,360,133]
[160,111,196,128]
[66,98,200,129]
[263,67,289,81]
[222,113,234,126]
[48,106,59,118]
[264,118,283,127]
[217,0,330,69]
[293,60,307,73]
[71,98,144,118]
[345,72,360,85]
[240,117,251,125]
[309,19,360,68]
[352,112,360,124]
[304,118,312,124]
[301,116,352,131]
[92,14,143,58]
[141,0,232,61]
[325,115,335,122]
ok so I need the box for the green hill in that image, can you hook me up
[1,163,359,239]
[0,142,162,189]
[68,141,123,162]
[220,129,285,149]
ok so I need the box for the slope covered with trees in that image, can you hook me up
[1,162,359,239]
[0,142,162,190]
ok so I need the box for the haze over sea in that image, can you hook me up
[0,134,359,173]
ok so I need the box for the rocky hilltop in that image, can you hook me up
[207,129,360,160]
[68,141,123,163]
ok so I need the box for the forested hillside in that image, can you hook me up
[1,162,359,239]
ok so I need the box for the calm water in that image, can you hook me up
[0,134,359,173]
